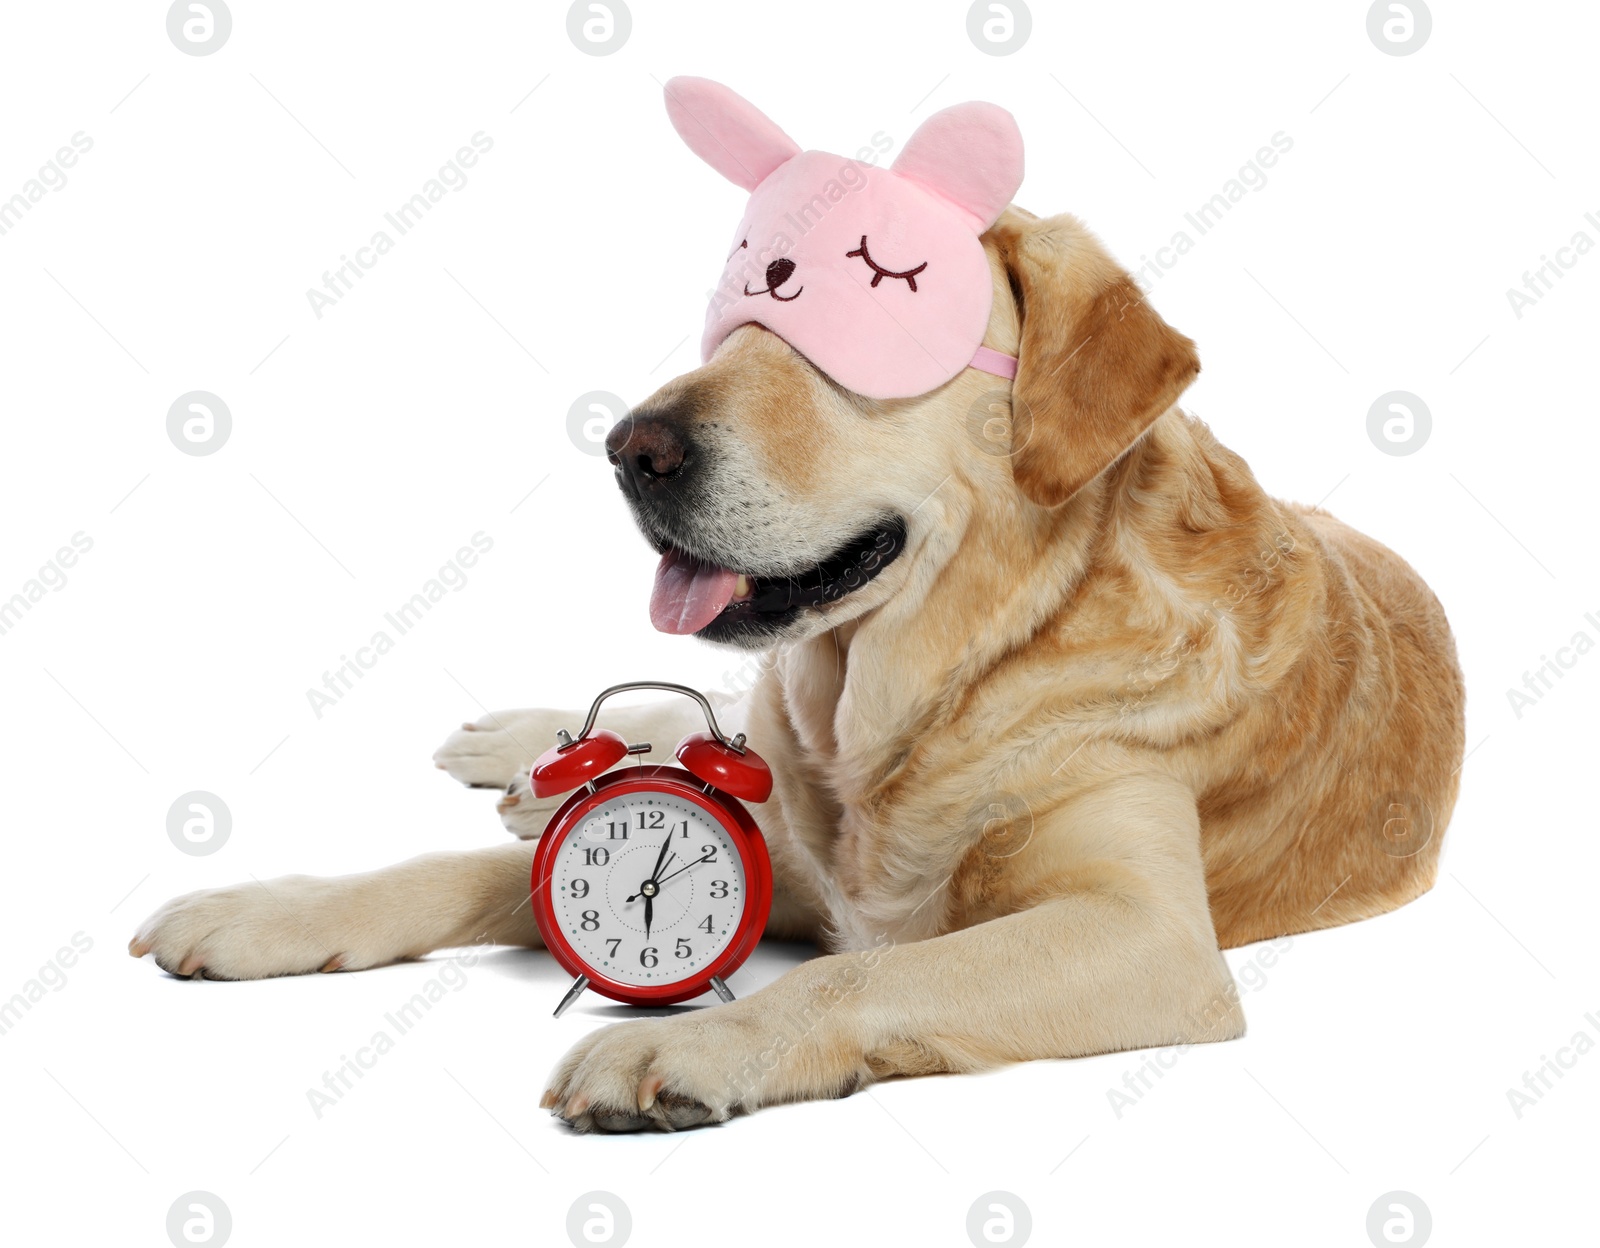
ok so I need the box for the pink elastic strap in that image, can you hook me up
[969,345,1018,380]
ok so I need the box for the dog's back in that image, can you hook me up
[1156,419,1468,947]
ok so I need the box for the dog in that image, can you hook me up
[131,87,1466,1135]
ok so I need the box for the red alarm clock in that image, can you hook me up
[528,682,773,1016]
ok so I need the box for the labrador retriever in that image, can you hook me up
[131,206,1466,1133]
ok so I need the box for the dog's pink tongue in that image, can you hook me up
[650,549,739,635]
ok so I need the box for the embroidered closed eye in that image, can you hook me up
[726,238,748,262]
[846,235,928,292]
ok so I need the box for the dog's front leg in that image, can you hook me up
[433,692,752,839]
[130,842,543,980]
[542,774,1244,1132]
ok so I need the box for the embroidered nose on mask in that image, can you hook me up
[746,257,801,301]
[663,76,1026,400]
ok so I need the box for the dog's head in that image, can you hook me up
[609,85,1199,650]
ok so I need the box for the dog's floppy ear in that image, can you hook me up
[664,77,802,191]
[992,213,1200,508]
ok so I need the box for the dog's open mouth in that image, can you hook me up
[649,518,907,638]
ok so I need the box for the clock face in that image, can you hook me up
[548,789,748,988]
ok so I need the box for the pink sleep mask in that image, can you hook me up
[664,77,1025,400]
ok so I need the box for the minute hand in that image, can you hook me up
[653,849,716,888]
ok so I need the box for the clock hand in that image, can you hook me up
[648,830,675,882]
[626,853,677,903]
[625,833,682,915]
[656,851,720,889]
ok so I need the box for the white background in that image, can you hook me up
[1,1,1596,1245]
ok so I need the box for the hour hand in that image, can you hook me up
[649,833,674,881]
[644,894,653,940]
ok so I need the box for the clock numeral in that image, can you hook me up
[582,847,609,866]
[605,938,621,958]
[698,914,714,934]
[640,946,659,968]
[701,844,719,863]
[638,809,665,830]
[675,820,690,839]
[580,910,600,931]
[710,880,729,898]
[570,878,589,898]
[605,820,629,840]
[674,937,693,959]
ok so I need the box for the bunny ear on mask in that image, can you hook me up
[664,76,801,191]
[891,102,1024,231]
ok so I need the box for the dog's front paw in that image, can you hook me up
[493,769,565,841]
[433,710,561,790]
[130,877,386,980]
[541,984,869,1133]
[541,1015,749,1133]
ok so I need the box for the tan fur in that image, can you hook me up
[131,207,1465,1132]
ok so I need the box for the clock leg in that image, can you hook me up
[708,975,736,1003]
[553,974,590,1018]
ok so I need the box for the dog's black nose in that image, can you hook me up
[765,258,796,289]
[606,413,690,496]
